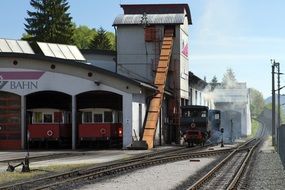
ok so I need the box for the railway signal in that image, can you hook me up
[221,128,224,147]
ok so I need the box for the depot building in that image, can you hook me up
[0,3,193,150]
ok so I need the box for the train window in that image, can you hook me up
[54,112,63,123]
[118,111,123,123]
[104,111,112,123]
[83,112,92,123]
[215,114,220,120]
[33,112,42,123]
[65,112,71,124]
[201,111,207,118]
[94,114,103,123]
[43,113,53,123]
[183,110,191,117]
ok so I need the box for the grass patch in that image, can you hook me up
[0,163,91,186]
[251,119,260,137]
[0,169,45,185]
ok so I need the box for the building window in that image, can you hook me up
[195,90,198,105]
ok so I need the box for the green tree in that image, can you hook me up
[89,27,112,50]
[250,88,265,118]
[210,75,219,91]
[221,68,237,88]
[24,0,74,44]
[106,31,116,50]
[72,25,97,49]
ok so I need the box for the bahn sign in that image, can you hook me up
[0,71,44,90]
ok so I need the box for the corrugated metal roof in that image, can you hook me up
[113,14,185,26]
[120,4,192,25]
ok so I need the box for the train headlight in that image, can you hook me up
[118,128,123,137]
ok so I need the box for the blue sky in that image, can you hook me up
[1,0,285,98]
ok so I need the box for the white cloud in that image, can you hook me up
[194,0,242,42]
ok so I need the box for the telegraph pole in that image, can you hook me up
[272,59,276,146]
[277,62,280,152]
[272,59,282,148]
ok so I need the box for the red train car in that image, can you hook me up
[27,108,71,147]
[78,108,123,147]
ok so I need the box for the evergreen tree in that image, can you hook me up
[106,31,116,50]
[89,27,112,50]
[210,75,219,91]
[24,0,74,44]
[221,68,237,88]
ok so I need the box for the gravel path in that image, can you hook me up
[76,157,217,190]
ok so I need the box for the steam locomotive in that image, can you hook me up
[180,105,221,147]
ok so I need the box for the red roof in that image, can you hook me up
[120,4,192,25]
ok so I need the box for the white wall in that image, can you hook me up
[117,26,154,83]
[132,93,147,141]
[179,16,189,100]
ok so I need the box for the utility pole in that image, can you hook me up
[272,59,276,146]
[277,62,280,152]
[272,59,282,148]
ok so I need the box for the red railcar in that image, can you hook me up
[78,108,123,147]
[27,109,71,145]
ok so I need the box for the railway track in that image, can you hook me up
[0,144,231,190]
[187,139,260,190]
[187,120,267,190]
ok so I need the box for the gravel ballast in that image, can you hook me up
[243,137,285,189]
[77,157,217,190]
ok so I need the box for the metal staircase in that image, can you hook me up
[142,28,174,149]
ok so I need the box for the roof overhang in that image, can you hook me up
[113,14,185,26]
[118,4,192,25]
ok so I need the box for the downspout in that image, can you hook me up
[113,26,118,73]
